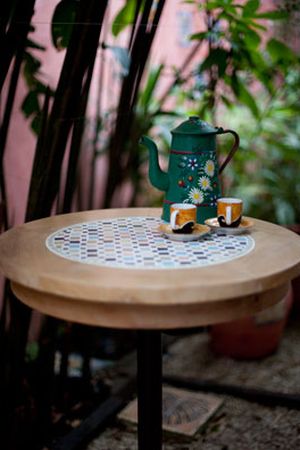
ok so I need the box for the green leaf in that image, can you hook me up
[190,31,209,40]
[23,52,42,87]
[154,110,182,117]
[112,0,137,37]
[206,1,237,13]
[25,341,39,362]
[200,48,229,77]
[21,91,40,118]
[23,52,41,74]
[244,19,266,31]
[220,9,266,31]
[139,64,164,110]
[205,1,222,11]
[190,30,224,41]
[51,0,78,50]
[267,38,296,62]
[31,114,43,136]
[254,10,289,20]
[221,95,233,109]
[242,0,259,18]
[231,75,259,117]
[243,28,261,50]
[34,81,54,95]
[26,38,46,51]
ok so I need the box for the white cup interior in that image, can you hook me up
[217,198,242,204]
[171,203,196,210]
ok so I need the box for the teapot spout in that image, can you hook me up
[139,135,169,192]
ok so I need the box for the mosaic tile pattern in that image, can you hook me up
[46,216,255,269]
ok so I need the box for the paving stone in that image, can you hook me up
[85,317,300,450]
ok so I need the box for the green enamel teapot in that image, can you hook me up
[140,116,240,224]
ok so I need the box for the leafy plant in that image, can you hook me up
[170,0,300,224]
[181,0,293,121]
[227,70,300,225]
[21,37,53,135]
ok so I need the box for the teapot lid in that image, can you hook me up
[171,116,218,135]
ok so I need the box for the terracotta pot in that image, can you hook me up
[210,284,293,359]
[287,225,300,317]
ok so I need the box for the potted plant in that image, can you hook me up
[210,69,300,358]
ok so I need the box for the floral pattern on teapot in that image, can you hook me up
[177,152,220,207]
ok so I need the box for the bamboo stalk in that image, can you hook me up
[26,0,108,221]
[0,0,36,93]
[123,0,166,178]
[1,4,108,448]
[130,0,166,110]
[62,56,96,214]
[0,47,28,231]
[129,0,143,51]
[21,4,108,435]
[103,0,166,208]
[103,0,154,208]
[0,2,13,53]
[25,88,51,221]
[88,8,110,210]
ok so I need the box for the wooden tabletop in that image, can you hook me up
[1,208,300,329]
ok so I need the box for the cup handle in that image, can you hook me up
[225,206,232,225]
[170,210,178,229]
[216,128,240,175]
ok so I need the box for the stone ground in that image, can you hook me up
[85,316,300,450]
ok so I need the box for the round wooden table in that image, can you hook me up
[1,207,300,450]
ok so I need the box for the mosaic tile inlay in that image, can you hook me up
[46,216,255,269]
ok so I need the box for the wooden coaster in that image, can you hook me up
[118,386,223,437]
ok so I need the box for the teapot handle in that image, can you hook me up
[216,128,240,175]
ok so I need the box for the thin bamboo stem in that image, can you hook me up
[123,0,166,180]
[0,0,35,93]
[26,0,108,221]
[25,88,51,221]
[62,57,96,213]
[129,0,143,51]
[103,0,166,208]
[0,48,24,231]
[88,5,110,210]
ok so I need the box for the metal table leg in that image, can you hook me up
[137,330,162,450]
